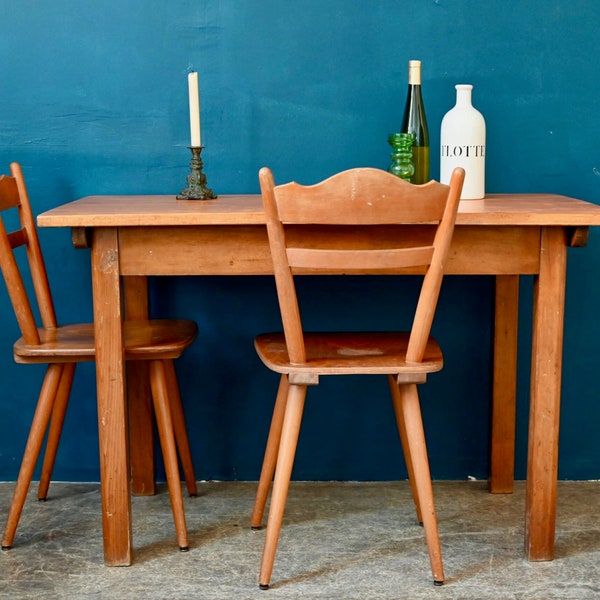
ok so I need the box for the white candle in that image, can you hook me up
[188,72,201,147]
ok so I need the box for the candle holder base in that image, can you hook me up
[177,146,217,200]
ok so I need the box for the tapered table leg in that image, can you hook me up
[525,226,566,561]
[490,275,519,493]
[124,276,156,496]
[92,227,132,566]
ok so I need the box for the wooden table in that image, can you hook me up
[38,193,600,566]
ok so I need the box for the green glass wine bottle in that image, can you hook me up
[400,60,430,184]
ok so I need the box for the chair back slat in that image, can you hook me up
[0,163,58,345]
[287,246,435,272]
[0,174,21,211]
[259,166,465,366]
[7,229,29,250]
[275,168,448,225]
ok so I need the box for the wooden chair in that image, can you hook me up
[0,162,198,552]
[250,165,465,588]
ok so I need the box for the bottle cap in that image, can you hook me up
[408,60,422,85]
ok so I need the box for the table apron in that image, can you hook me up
[116,224,543,276]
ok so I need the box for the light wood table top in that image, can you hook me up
[38,193,600,227]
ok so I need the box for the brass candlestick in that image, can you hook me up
[177,146,216,200]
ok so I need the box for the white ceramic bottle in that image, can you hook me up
[440,84,486,199]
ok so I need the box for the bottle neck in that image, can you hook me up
[455,84,473,107]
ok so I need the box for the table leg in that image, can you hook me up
[490,275,519,493]
[525,226,566,561]
[124,276,156,496]
[91,227,132,566]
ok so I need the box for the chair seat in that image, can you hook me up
[14,319,198,363]
[255,331,443,376]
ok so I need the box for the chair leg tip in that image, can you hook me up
[434,580,444,587]
[188,493,198,498]
[1,545,11,551]
[251,525,263,531]
[259,583,269,590]
[38,497,47,502]
[179,546,189,552]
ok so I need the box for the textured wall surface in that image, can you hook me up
[1,1,599,482]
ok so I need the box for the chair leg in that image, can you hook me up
[388,374,422,524]
[149,360,189,551]
[258,382,307,590]
[2,364,64,550]
[164,359,198,497]
[251,374,289,529]
[393,382,444,586]
[38,363,76,501]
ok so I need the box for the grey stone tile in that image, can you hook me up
[0,481,599,599]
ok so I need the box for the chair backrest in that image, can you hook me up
[259,166,465,365]
[0,162,57,344]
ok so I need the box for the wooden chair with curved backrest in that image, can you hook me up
[250,165,465,588]
[0,162,198,553]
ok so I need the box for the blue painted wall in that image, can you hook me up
[1,1,599,482]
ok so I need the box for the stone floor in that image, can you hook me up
[0,480,599,599]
